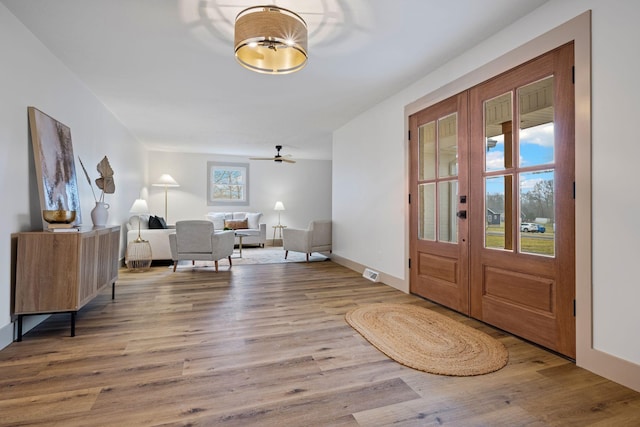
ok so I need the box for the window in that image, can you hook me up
[207,161,249,206]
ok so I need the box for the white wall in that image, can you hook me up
[147,151,331,231]
[333,105,406,279]
[0,4,147,348]
[333,0,640,387]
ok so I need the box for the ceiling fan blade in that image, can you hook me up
[251,146,295,163]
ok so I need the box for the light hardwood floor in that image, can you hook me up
[1,260,639,426]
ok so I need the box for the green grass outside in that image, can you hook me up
[485,223,555,256]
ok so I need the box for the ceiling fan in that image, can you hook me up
[250,145,296,163]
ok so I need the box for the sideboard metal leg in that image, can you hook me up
[112,281,115,300]
[70,312,76,337]
[17,315,23,342]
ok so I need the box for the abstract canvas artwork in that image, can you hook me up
[28,107,82,226]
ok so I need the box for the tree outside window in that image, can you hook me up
[207,161,249,206]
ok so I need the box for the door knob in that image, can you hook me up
[456,210,467,219]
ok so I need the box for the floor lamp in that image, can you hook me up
[152,174,180,222]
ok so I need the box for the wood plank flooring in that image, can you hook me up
[1,260,639,426]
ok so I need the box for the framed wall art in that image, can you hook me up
[207,161,249,206]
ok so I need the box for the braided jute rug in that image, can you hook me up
[345,303,509,376]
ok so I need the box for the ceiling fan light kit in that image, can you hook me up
[234,5,308,75]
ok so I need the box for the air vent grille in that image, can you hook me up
[363,268,379,282]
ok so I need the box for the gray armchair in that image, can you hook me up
[283,220,332,262]
[169,220,235,272]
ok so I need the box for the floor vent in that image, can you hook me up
[363,268,380,282]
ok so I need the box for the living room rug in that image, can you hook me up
[172,246,329,269]
[345,303,509,376]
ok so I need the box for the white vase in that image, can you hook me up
[91,202,110,227]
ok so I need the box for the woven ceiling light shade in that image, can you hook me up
[234,5,308,74]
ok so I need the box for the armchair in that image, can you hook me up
[283,220,332,262]
[169,220,235,272]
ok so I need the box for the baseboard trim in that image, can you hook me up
[0,315,50,350]
[330,254,407,293]
[0,321,14,351]
[579,346,640,393]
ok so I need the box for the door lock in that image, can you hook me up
[456,210,467,219]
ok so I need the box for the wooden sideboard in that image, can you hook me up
[13,226,120,341]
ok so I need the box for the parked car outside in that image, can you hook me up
[520,222,539,232]
[537,224,546,233]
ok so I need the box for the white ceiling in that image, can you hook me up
[2,0,548,160]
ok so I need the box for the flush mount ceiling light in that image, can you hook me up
[234,5,308,74]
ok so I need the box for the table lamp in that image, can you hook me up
[126,198,152,271]
[274,201,285,226]
[129,198,149,242]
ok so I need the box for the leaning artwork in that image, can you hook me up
[28,107,82,227]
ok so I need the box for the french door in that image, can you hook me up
[409,92,469,314]
[410,43,576,358]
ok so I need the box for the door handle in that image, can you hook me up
[456,210,467,219]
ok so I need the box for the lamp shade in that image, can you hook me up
[274,201,285,211]
[129,199,149,215]
[152,174,180,187]
[234,6,308,74]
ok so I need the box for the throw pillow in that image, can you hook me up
[224,219,248,230]
[246,212,262,230]
[207,212,226,230]
[149,216,167,229]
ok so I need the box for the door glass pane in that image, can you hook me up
[519,76,555,167]
[438,113,458,178]
[438,181,458,243]
[485,175,513,251]
[484,92,512,171]
[419,121,436,180]
[519,170,555,256]
[418,183,435,240]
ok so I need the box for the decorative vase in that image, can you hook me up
[91,202,110,227]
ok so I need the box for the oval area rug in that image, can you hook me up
[345,303,508,376]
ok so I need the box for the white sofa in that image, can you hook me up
[126,215,174,260]
[205,212,266,247]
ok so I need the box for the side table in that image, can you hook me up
[126,238,153,271]
[272,224,287,246]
